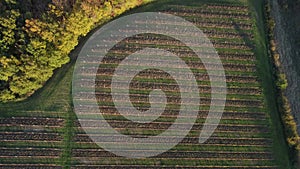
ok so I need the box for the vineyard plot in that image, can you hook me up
[0,0,287,168]
[71,0,278,168]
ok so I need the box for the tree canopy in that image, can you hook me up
[0,0,145,102]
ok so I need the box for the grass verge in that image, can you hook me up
[248,0,292,168]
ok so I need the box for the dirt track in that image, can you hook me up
[270,0,300,133]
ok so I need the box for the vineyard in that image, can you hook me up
[0,0,292,168]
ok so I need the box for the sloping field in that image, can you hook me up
[0,0,291,168]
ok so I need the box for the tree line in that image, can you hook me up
[0,0,145,101]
